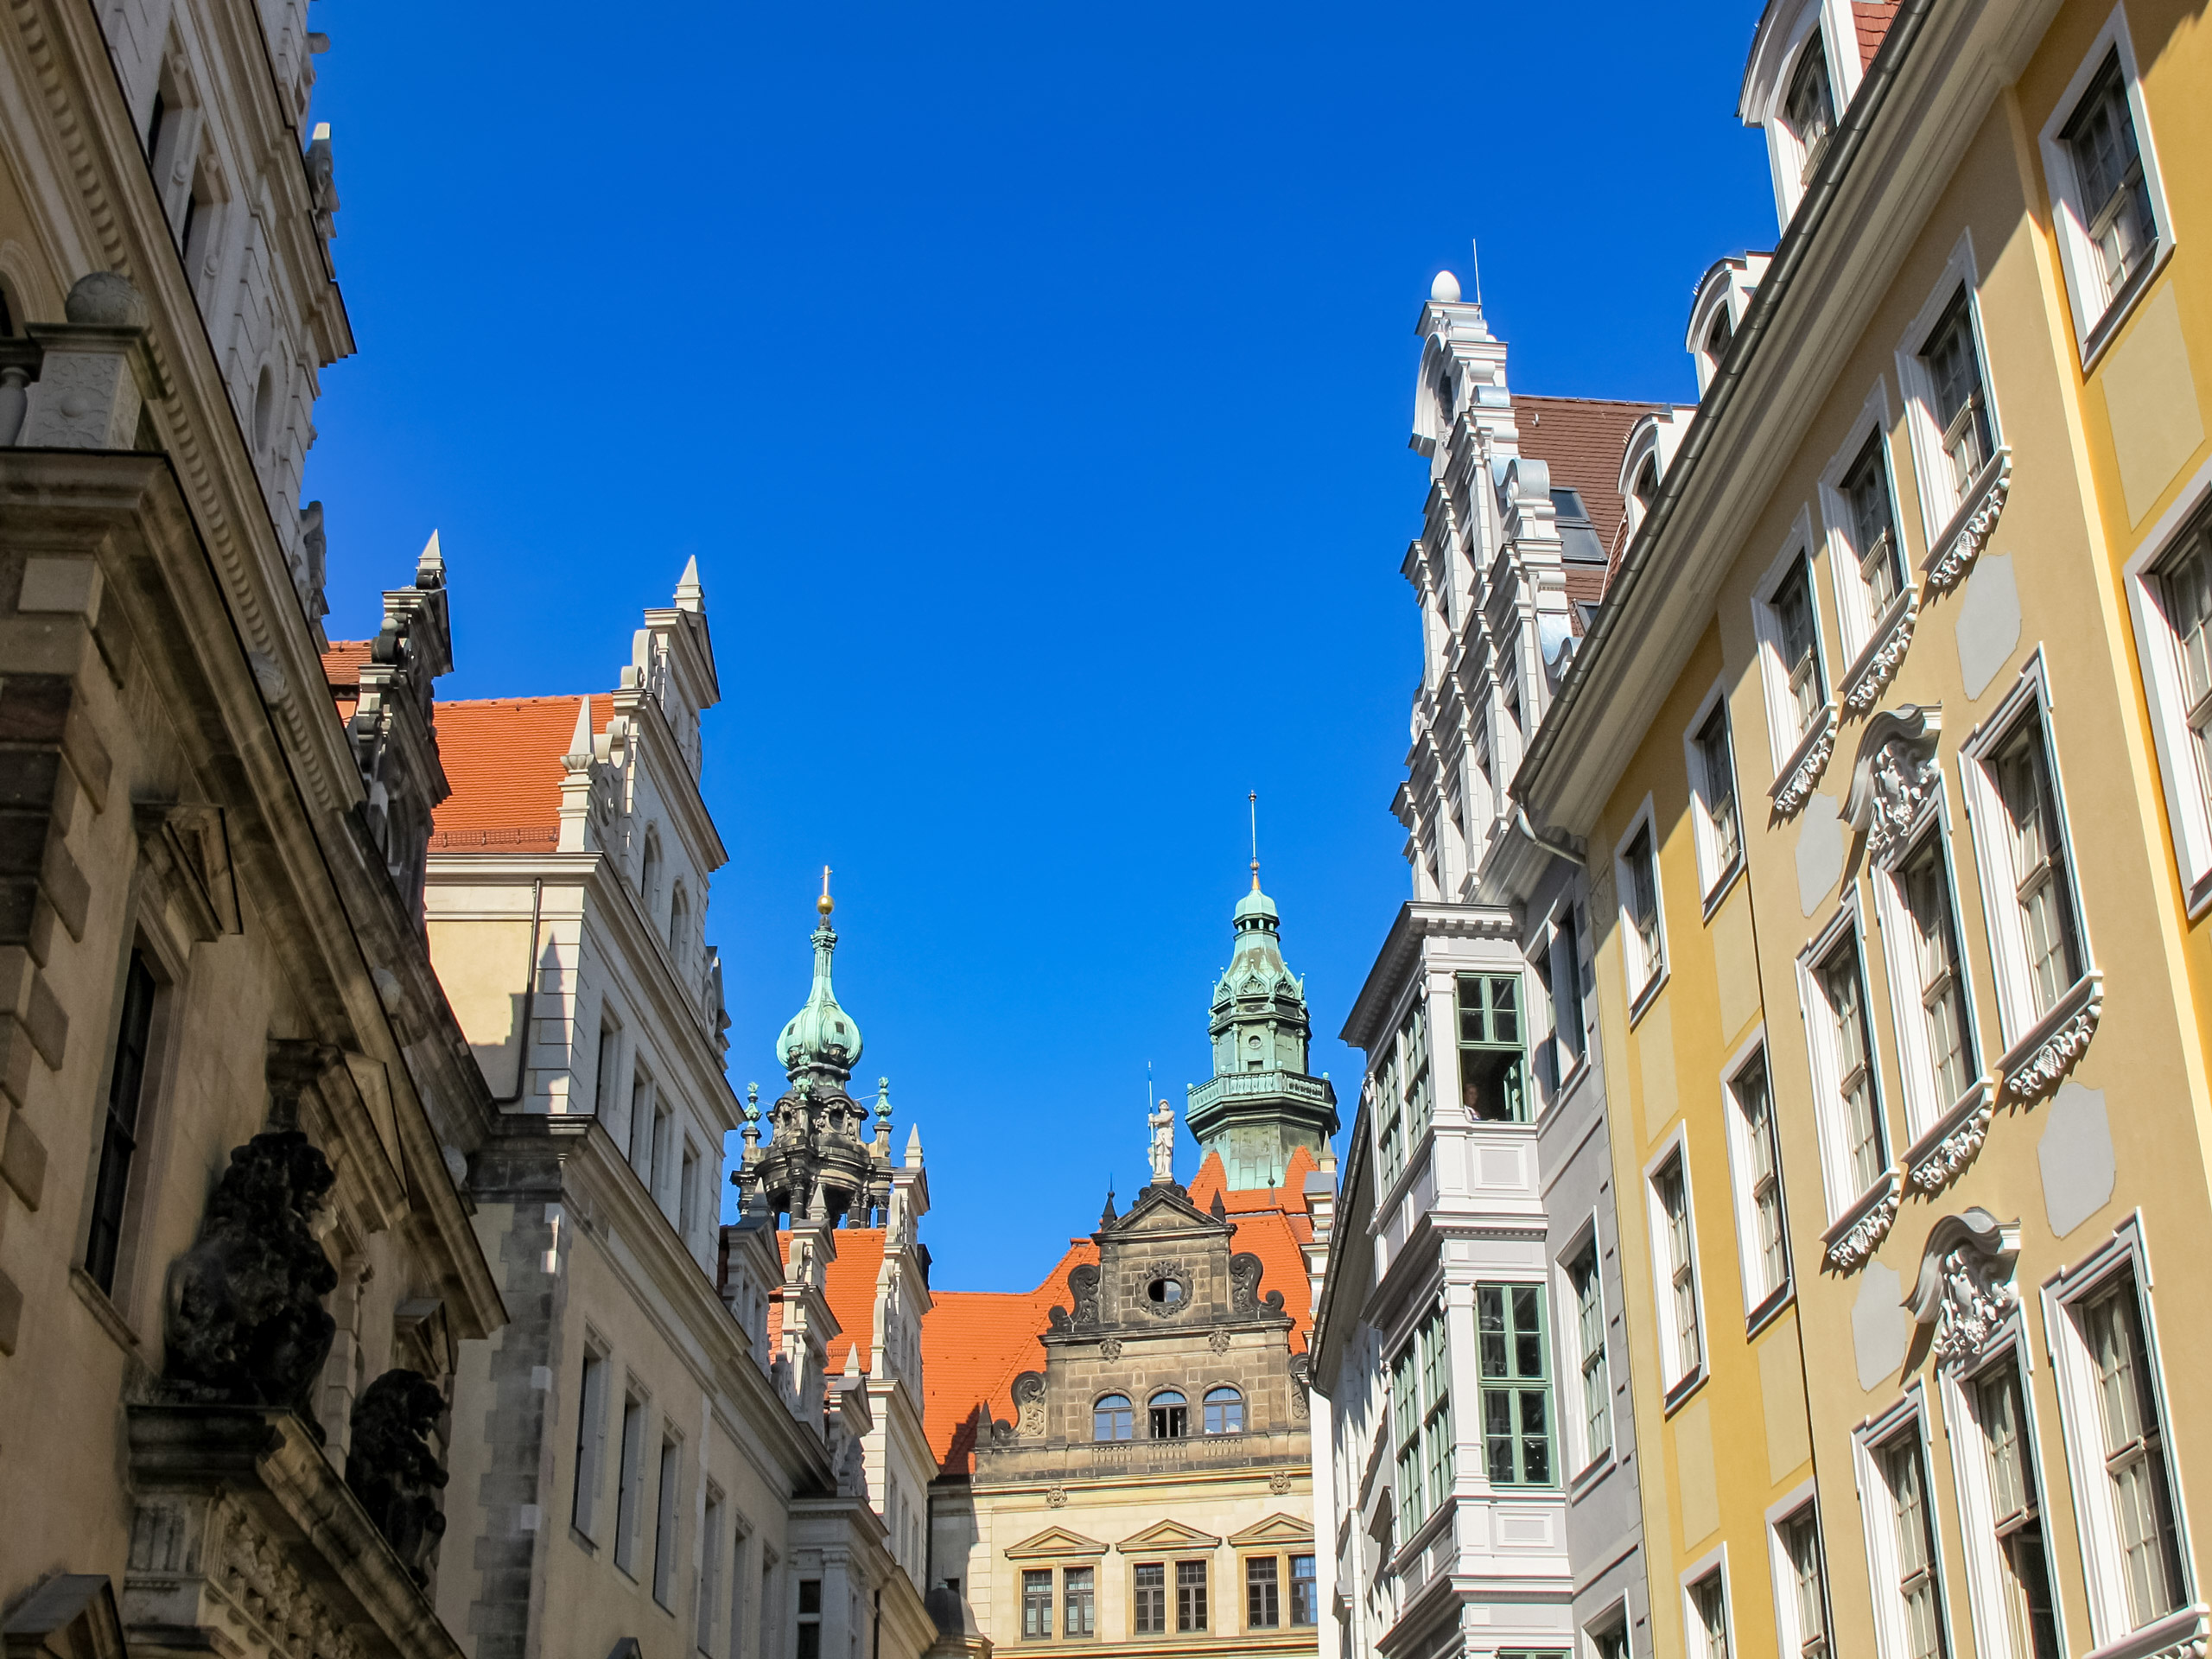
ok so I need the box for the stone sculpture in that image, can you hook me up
[346,1369,449,1581]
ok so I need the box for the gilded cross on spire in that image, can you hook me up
[818,864,834,918]
[1249,790,1261,890]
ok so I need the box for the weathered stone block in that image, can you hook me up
[1,1107,45,1208]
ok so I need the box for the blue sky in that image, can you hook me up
[307,1,1778,1292]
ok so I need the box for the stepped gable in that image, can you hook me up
[429,693,613,849]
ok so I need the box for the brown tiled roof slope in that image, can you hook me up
[1513,395,1669,603]
[1853,0,1901,68]
[429,694,613,852]
[321,639,374,728]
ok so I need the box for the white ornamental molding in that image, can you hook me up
[1904,1209,2021,1372]
[1999,973,2103,1107]
[1904,1079,1999,1195]
[1842,704,1943,865]
[1838,589,1922,716]
[2094,1605,2212,1659]
[1769,702,1840,820]
[1821,1169,1903,1273]
[1921,448,2012,594]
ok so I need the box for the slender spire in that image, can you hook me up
[1249,789,1261,891]
[779,876,861,1077]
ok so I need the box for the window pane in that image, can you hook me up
[1290,1556,1318,1626]
[1993,717,2084,1015]
[1176,1560,1207,1632]
[89,951,160,1293]
[1063,1567,1094,1637]
[1246,1557,1280,1630]
[1696,705,1742,876]
[1923,290,1993,494]
[1022,1571,1052,1640]
[1776,557,1827,734]
[2084,1278,2183,1625]
[1898,838,1975,1106]
[1843,433,1904,611]
[2063,54,2155,300]
[1134,1564,1165,1635]
[1820,938,1887,1192]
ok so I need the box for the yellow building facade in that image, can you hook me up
[1515,2,2212,1658]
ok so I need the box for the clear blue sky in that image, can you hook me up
[307,0,1778,1293]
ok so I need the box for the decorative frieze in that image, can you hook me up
[1904,1079,1998,1196]
[1837,590,1922,715]
[1999,973,2103,1106]
[1821,1169,1903,1273]
[1769,702,1839,820]
[1921,448,2012,594]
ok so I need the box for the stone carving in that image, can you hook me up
[2003,979,2103,1105]
[1136,1260,1192,1319]
[1099,1338,1123,1361]
[1839,594,1921,715]
[129,1496,365,1659]
[1209,1329,1231,1355]
[1906,1086,1996,1195]
[1923,450,2012,594]
[1821,1173,1902,1273]
[344,1370,448,1582]
[1045,1487,1068,1510]
[1268,1472,1294,1494]
[1228,1252,1265,1315]
[1067,1263,1100,1325]
[1841,705,1942,865]
[1147,1097,1175,1185]
[1769,709,1838,820]
[165,1132,339,1422]
[1011,1371,1047,1438]
[1904,1209,2020,1370]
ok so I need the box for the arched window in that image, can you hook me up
[1093,1394,1133,1442]
[1204,1387,1244,1434]
[1148,1390,1188,1440]
[669,882,689,959]
[640,829,662,909]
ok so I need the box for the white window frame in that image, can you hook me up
[2039,1214,2199,1653]
[1751,514,1837,779]
[2037,5,2176,365]
[1936,1320,2073,1659]
[1894,232,2005,549]
[1680,1544,1734,1659]
[1957,653,2097,1054]
[1553,1211,1613,1482]
[1745,0,1867,227]
[2120,454,2212,917]
[1867,791,1990,1145]
[1614,795,1669,1016]
[1683,679,1746,906]
[1852,1389,1956,1659]
[1533,897,1591,1099]
[1794,897,1891,1224]
[1581,1593,1634,1659]
[1765,1482,1833,1659]
[1816,381,1916,669]
[1643,1128,1707,1406]
[1718,1027,1791,1328]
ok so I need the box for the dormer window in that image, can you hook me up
[1784,35,1835,181]
[1704,304,1734,369]
[1433,367,1456,437]
[1631,459,1659,514]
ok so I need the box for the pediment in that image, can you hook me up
[1006,1526,1109,1561]
[1228,1512,1315,1548]
[1111,1185,1219,1236]
[1116,1518,1223,1553]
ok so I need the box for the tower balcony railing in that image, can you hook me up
[1187,1069,1334,1117]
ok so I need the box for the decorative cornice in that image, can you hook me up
[1821,1168,1903,1273]
[1920,448,2012,594]
[1768,702,1840,819]
[1838,588,1922,715]
[1998,972,2102,1106]
[1904,1077,1998,1195]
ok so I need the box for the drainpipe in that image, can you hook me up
[489,878,544,1106]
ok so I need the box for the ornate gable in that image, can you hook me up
[1116,1518,1223,1553]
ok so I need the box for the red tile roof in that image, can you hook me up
[1512,395,1669,568]
[322,639,373,728]
[429,694,611,852]
[1853,0,1901,69]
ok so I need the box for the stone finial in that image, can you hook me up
[1210,1190,1228,1222]
[64,270,150,328]
[1099,1190,1117,1225]
[1429,270,1462,303]
[17,271,163,451]
[676,555,704,613]
[904,1124,924,1169]
[843,1343,862,1378]
[563,694,594,767]
[416,529,445,588]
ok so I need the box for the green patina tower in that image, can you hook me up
[1185,860,1338,1188]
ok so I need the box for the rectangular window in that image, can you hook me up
[1842,431,1905,614]
[88,950,159,1294]
[1731,1052,1790,1307]
[572,1351,611,1537]
[629,1069,655,1167]
[614,1396,646,1575]
[652,1434,682,1606]
[1784,33,1834,179]
[1992,715,2085,1020]
[2061,52,2155,306]
[1810,927,1888,1200]
[1478,1283,1551,1485]
[1782,1507,1831,1658]
[1692,1568,1732,1658]
[1063,1567,1095,1637]
[1973,1361,2061,1659]
[1176,1560,1207,1633]
[1289,1556,1316,1627]
[1594,1626,1630,1659]
[595,1015,622,1112]
[1922,289,1993,499]
[1568,1240,1611,1467]
[1021,1570,1052,1640]
[2083,1277,2184,1627]
[1456,973,1528,1122]
[1375,996,1431,1190]
[1246,1557,1280,1630]
[1134,1564,1166,1635]
[1547,909,1586,1079]
[2155,509,2212,857]
[796,1580,822,1659]
[680,1144,701,1237]
[1653,1157,1702,1384]
[699,1493,724,1656]
[1391,1332,1425,1534]
[1895,835,1977,1114]
[1884,1430,1948,1659]
[1621,822,1665,995]
[1692,701,1743,888]
[652,1106,674,1201]
[1776,555,1827,740]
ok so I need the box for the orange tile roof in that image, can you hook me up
[429,694,612,852]
[1853,0,1901,69]
[322,639,373,729]
[1513,394,1669,569]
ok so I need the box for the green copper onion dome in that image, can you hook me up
[778,884,861,1077]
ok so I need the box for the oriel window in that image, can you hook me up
[88,950,160,1294]
[1456,973,1528,1122]
[2062,52,2156,305]
[1478,1284,1551,1486]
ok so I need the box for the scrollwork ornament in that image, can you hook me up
[1771,720,1838,819]
[1923,452,2012,594]
[1822,1178,1902,1273]
[1840,597,1920,715]
[1907,1096,1995,1195]
[2002,996,2101,1105]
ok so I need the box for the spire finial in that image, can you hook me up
[818,864,834,918]
[1471,237,1484,309]
[1249,790,1261,890]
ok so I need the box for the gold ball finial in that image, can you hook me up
[817,864,834,917]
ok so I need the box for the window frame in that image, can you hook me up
[1132,1561,1167,1637]
[1476,1281,1554,1490]
[85,940,174,1302]
[2121,461,2212,917]
[1853,1391,1956,1659]
[1244,1555,1281,1631]
[572,1340,613,1543]
[1765,1485,1833,1659]
[1957,657,2096,1054]
[1533,899,1589,1099]
[1751,516,1838,789]
[1147,1389,1189,1441]
[1556,1219,1613,1479]
[1020,1568,1054,1641]
[1794,899,1892,1224]
[613,1388,650,1578]
[1203,1386,1244,1435]
[652,1427,684,1608]
[1682,681,1746,906]
[1643,1131,1707,1405]
[1895,235,2005,550]
[1093,1392,1134,1442]
[1868,797,1989,1145]
[2040,1215,2196,1650]
[1681,1547,1734,1659]
[1455,969,1530,1123]
[1288,1554,1317,1628]
[1718,1031,1793,1329]
[1613,796,1669,1014]
[2036,6,2175,365]
[1174,1559,1209,1634]
[1936,1331,2069,1659]
[1816,384,1917,673]
[1062,1564,1096,1641]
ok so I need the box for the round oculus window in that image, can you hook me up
[1147,1277,1185,1307]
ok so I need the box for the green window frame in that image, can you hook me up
[1392,1301,1455,1537]
[1478,1284,1554,1487]
[1457,973,1529,1122]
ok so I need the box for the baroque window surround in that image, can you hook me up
[2037,1213,2203,1659]
[1956,654,2101,1108]
[1894,234,2011,596]
[2120,456,2212,918]
[1613,793,1669,1020]
[1740,0,1869,228]
[1817,382,1922,714]
[1796,896,1900,1269]
[1643,1127,1707,1409]
[1682,678,1746,911]
[1716,1027,1794,1335]
[1853,1389,1958,1659]
[1752,512,1840,817]
[1764,1482,1833,1659]
[1679,1543,1735,1659]
[2036,5,2177,366]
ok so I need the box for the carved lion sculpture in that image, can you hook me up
[165,1131,339,1423]
[346,1369,449,1581]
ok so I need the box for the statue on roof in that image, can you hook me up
[1147,1097,1175,1186]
